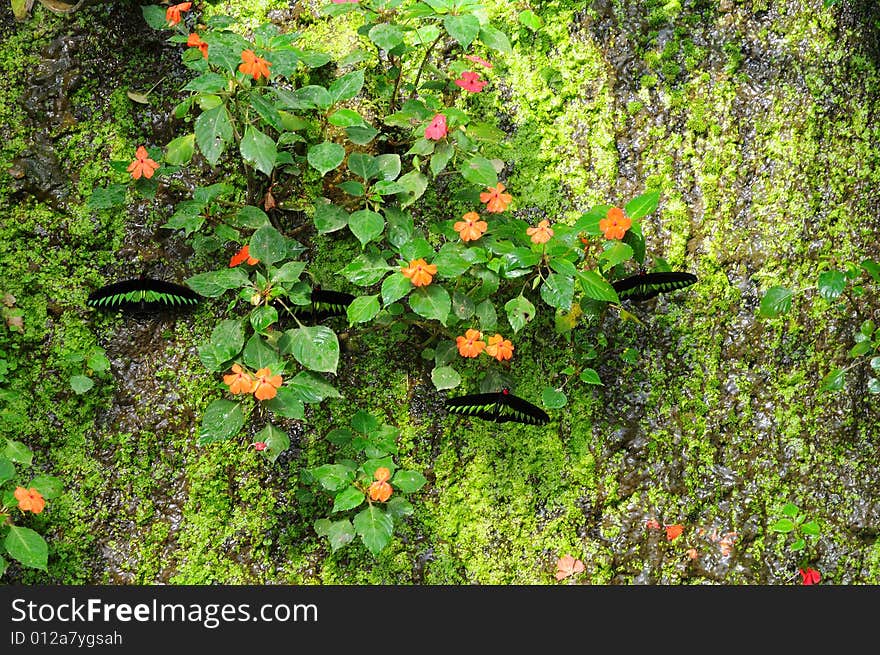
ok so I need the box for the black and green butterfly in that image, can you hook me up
[275,288,355,324]
[87,278,199,312]
[445,388,550,425]
[612,271,697,302]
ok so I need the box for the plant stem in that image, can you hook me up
[409,32,445,101]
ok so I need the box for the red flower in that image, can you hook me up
[239,49,272,80]
[424,113,448,141]
[253,441,268,451]
[465,54,492,69]
[665,524,684,541]
[480,182,512,213]
[165,2,192,26]
[453,211,488,242]
[14,487,46,514]
[229,244,259,267]
[456,329,486,358]
[454,71,487,93]
[799,567,821,585]
[187,33,208,59]
[126,146,160,180]
[645,519,661,530]
[599,207,632,240]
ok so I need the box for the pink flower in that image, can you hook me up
[454,71,487,93]
[253,441,268,451]
[799,567,821,585]
[424,113,448,140]
[465,54,492,69]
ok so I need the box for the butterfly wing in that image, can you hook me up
[276,289,356,324]
[87,279,199,311]
[445,392,504,422]
[497,392,550,425]
[613,272,697,302]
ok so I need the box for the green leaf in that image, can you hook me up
[518,9,544,30]
[86,348,110,373]
[3,439,32,465]
[307,141,346,177]
[88,184,128,210]
[186,268,250,298]
[249,225,287,268]
[580,368,603,385]
[409,285,451,325]
[769,518,796,533]
[28,475,62,499]
[141,4,168,29]
[386,207,414,248]
[194,104,233,166]
[368,23,405,51]
[280,326,340,373]
[818,270,847,301]
[475,299,497,331]
[70,375,94,395]
[240,126,277,177]
[5,526,47,571]
[347,295,381,325]
[781,503,800,518]
[332,486,365,513]
[314,200,349,234]
[348,152,379,181]
[349,209,385,247]
[0,458,15,485]
[328,109,366,127]
[758,286,793,318]
[256,423,289,463]
[353,505,394,556]
[599,241,634,269]
[0,554,6,578]
[311,464,355,492]
[386,496,414,520]
[396,169,429,208]
[801,520,821,536]
[860,259,880,284]
[578,270,619,303]
[242,334,280,371]
[165,133,195,166]
[542,387,568,409]
[478,25,512,54]
[868,378,880,394]
[285,371,341,404]
[198,399,245,444]
[624,190,660,220]
[459,155,498,188]
[444,14,480,48]
[791,538,805,551]
[329,69,365,104]
[264,388,304,419]
[540,273,574,310]
[820,367,845,392]
[392,470,427,494]
[250,305,278,334]
[271,261,307,286]
[340,253,392,286]
[504,296,536,333]
[229,205,270,229]
[381,272,411,306]
[198,319,245,371]
[327,428,353,446]
[351,410,379,435]
[431,365,461,391]
[313,518,356,552]
[346,124,379,145]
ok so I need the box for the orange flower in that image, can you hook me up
[187,33,208,59]
[665,524,684,541]
[401,258,438,287]
[374,467,391,483]
[14,487,45,514]
[485,334,514,361]
[599,206,632,240]
[229,244,259,267]
[239,49,272,81]
[453,211,488,242]
[252,367,283,401]
[555,554,585,581]
[165,2,192,26]
[126,146,160,180]
[526,219,554,244]
[368,480,393,502]
[223,364,255,395]
[456,328,486,358]
[480,182,512,213]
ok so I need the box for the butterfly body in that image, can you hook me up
[612,271,697,302]
[445,388,550,425]
[87,279,199,312]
